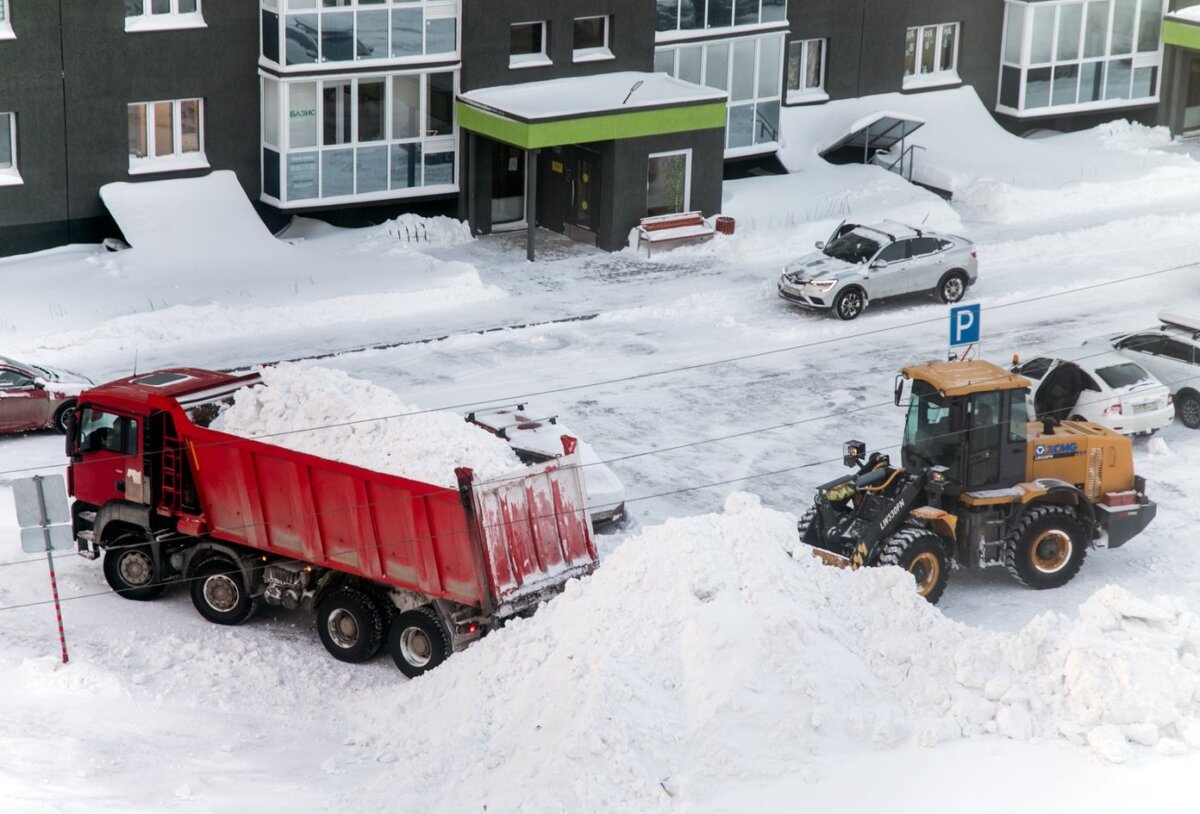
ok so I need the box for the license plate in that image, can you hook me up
[1133,402,1157,414]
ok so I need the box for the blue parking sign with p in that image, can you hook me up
[950,304,980,346]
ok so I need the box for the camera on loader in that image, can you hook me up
[799,359,1156,603]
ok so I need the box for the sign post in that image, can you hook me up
[949,303,981,361]
[13,474,73,665]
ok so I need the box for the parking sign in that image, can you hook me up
[950,304,981,346]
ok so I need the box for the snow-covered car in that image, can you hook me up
[1087,308,1200,429]
[0,355,93,434]
[778,220,978,320]
[465,406,627,529]
[1014,350,1173,436]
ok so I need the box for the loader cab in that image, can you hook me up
[900,360,1031,491]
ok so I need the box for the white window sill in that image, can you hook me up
[0,24,15,41]
[995,95,1160,118]
[786,90,829,105]
[655,20,788,44]
[0,169,23,187]
[509,54,552,69]
[124,13,207,34]
[128,153,210,176]
[902,71,961,91]
[573,47,614,63]
[725,142,778,160]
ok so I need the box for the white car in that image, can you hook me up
[1014,350,1174,436]
[1088,308,1200,429]
[464,406,627,529]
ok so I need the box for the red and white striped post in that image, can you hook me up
[33,475,69,664]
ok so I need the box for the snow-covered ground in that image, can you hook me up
[5,88,1200,811]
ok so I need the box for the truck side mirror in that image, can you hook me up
[894,375,905,407]
[65,410,78,458]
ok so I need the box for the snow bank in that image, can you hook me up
[212,365,522,487]
[354,495,1200,810]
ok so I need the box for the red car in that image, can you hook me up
[0,355,93,434]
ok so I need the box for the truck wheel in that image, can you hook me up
[190,558,257,625]
[833,288,865,320]
[878,528,950,604]
[389,607,452,679]
[103,536,166,601]
[1177,390,1200,429]
[1003,505,1088,589]
[316,587,385,663]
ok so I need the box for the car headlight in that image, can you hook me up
[807,279,838,291]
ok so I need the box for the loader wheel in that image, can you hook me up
[103,535,166,601]
[797,508,818,546]
[1177,391,1200,429]
[316,587,386,663]
[833,288,865,321]
[878,528,950,604]
[190,558,258,625]
[937,271,968,304]
[389,607,452,679]
[1003,505,1088,590]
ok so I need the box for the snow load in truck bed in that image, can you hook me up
[211,365,523,488]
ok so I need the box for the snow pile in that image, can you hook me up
[351,495,1200,810]
[212,365,522,487]
[374,213,474,248]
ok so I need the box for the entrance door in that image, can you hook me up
[563,147,599,245]
[1186,58,1200,133]
[490,144,526,228]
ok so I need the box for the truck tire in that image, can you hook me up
[103,535,166,601]
[190,558,258,625]
[1003,505,1088,590]
[389,607,452,679]
[878,527,950,604]
[316,587,385,663]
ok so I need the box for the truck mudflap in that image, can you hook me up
[462,440,599,617]
[1097,499,1157,549]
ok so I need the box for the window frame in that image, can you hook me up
[0,112,21,186]
[646,148,693,217]
[127,98,208,175]
[785,37,827,102]
[997,0,1166,117]
[0,0,14,40]
[573,15,613,63]
[510,20,550,69]
[903,21,961,89]
[655,0,789,41]
[125,0,207,33]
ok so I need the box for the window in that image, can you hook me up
[1116,333,1164,354]
[998,0,1165,116]
[655,0,787,35]
[0,0,13,39]
[127,99,206,174]
[265,0,458,67]
[647,150,691,217]
[904,22,959,87]
[1161,338,1195,364]
[574,16,612,62]
[1017,357,1054,380]
[125,0,205,32]
[876,241,908,263]
[0,112,20,185]
[656,32,784,154]
[510,21,549,68]
[265,70,458,206]
[786,38,826,100]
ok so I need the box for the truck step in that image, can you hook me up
[78,510,97,523]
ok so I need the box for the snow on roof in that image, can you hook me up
[1159,307,1200,333]
[842,110,926,138]
[459,71,726,121]
[1168,5,1200,23]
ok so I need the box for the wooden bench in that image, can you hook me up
[636,211,715,258]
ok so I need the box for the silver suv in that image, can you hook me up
[778,221,979,320]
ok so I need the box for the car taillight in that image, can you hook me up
[970,250,977,259]
[1168,394,1174,405]
[1103,403,1123,416]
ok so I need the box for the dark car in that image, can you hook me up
[0,355,93,434]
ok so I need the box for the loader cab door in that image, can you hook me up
[962,390,1029,490]
[902,380,960,479]
[71,405,146,506]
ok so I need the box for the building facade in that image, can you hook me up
[0,1,1195,258]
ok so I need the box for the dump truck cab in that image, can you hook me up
[801,358,1156,603]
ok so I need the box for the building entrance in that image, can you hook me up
[1186,58,1200,133]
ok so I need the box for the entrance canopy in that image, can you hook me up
[1164,7,1200,50]
[819,111,926,159]
[457,71,727,149]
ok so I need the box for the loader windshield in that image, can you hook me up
[903,381,959,473]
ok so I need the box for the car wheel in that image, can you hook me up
[1177,391,1200,429]
[937,271,968,304]
[833,288,865,320]
[52,401,77,434]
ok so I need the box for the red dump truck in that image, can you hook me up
[67,368,598,677]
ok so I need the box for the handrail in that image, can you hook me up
[877,143,926,182]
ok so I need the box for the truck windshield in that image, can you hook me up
[823,231,881,264]
[902,381,959,472]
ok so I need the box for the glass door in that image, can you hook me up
[1186,58,1200,133]
[490,144,526,226]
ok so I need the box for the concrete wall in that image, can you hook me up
[460,0,654,93]
[0,0,259,255]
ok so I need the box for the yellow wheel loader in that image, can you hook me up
[800,359,1156,603]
